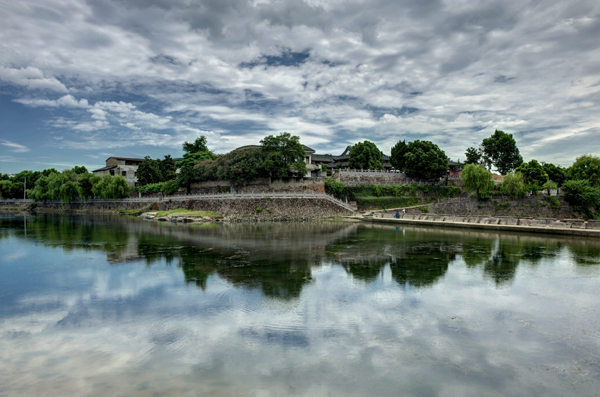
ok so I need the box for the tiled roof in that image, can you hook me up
[92,165,118,173]
[107,157,145,162]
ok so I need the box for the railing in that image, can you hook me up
[1,192,356,212]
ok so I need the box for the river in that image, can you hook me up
[1,214,599,396]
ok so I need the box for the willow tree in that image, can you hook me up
[461,163,495,200]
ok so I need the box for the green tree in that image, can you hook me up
[516,160,548,186]
[182,136,209,154]
[349,140,383,170]
[481,130,523,174]
[562,179,600,218]
[542,180,558,195]
[500,172,526,198]
[92,175,130,199]
[78,172,102,200]
[568,154,600,187]
[543,163,568,188]
[72,165,88,175]
[29,174,53,202]
[464,147,482,165]
[136,155,177,186]
[177,151,215,192]
[260,132,307,178]
[403,140,448,180]
[214,148,268,185]
[461,163,495,200]
[390,140,408,170]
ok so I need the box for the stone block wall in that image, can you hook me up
[424,196,581,219]
[26,198,352,220]
[189,178,325,194]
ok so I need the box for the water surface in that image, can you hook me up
[1,215,599,396]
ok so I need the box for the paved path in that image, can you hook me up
[361,216,600,238]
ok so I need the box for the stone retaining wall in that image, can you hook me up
[423,196,579,219]
[17,198,352,220]
[189,177,325,195]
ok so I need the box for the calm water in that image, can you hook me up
[1,215,599,396]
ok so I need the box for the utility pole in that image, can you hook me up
[24,177,26,199]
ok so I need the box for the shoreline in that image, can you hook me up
[361,216,600,238]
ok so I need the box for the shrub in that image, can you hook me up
[138,180,179,195]
[562,180,600,218]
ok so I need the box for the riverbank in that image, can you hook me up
[361,214,600,238]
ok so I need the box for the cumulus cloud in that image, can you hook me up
[0,66,69,93]
[1,0,599,165]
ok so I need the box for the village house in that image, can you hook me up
[92,157,145,187]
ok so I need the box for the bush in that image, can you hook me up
[139,180,179,195]
[545,196,561,211]
[562,180,600,218]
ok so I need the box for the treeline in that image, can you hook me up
[459,130,600,218]
[0,167,130,203]
[136,133,309,194]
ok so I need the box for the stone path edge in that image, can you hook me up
[361,217,600,238]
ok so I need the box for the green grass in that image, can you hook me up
[154,209,218,217]
[117,209,144,214]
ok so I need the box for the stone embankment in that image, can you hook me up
[1,197,353,221]
[365,212,600,237]
[424,195,577,219]
[140,212,217,223]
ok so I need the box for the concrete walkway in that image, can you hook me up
[361,214,600,238]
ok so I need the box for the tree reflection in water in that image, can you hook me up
[2,215,599,299]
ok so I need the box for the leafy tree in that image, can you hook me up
[542,180,558,195]
[464,147,482,165]
[214,148,268,185]
[177,151,215,192]
[461,164,495,200]
[260,132,307,178]
[182,136,209,154]
[403,140,448,180]
[92,175,130,199]
[562,179,600,218]
[72,165,88,175]
[481,130,523,174]
[349,140,383,170]
[29,174,53,202]
[516,160,548,186]
[568,154,600,187]
[390,140,408,170]
[136,155,177,186]
[79,172,101,200]
[542,163,568,188]
[500,172,526,198]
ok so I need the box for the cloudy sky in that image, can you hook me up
[1,0,599,173]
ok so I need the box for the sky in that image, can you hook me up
[1,0,599,174]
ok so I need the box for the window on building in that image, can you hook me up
[122,171,127,177]
[109,170,115,176]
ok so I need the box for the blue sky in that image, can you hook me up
[1,0,599,174]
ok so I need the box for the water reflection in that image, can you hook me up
[1,215,600,396]
[2,215,599,296]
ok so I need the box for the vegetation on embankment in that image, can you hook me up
[325,179,461,210]
[154,209,218,217]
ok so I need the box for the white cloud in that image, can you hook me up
[1,140,30,153]
[0,66,69,92]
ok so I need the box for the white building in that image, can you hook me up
[92,157,145,187]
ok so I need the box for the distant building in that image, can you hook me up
[319,146,393,170]
[92,157,145,187]
[447,160,464,176]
